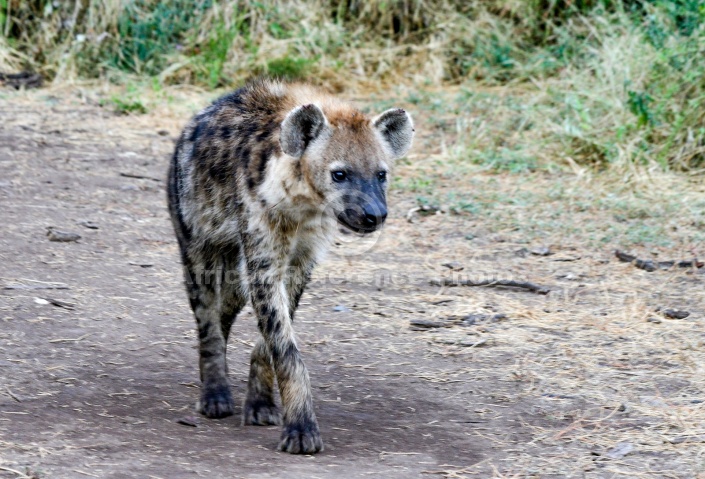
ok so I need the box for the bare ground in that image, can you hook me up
[1,89,704,479]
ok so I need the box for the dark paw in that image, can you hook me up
[278,420,323,454]
[243,398,282,426]
[197,384,234,419]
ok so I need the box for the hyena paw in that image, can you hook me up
[197,384,234,419]
[243,398,282,426]
[278,420,324,454]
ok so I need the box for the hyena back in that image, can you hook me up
[167,79,413,454]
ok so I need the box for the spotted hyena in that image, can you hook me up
[166,79,413,454]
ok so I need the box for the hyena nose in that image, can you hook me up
[363,208,387,228]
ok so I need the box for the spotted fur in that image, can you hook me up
[167,79,413,454]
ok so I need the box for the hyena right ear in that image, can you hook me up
[373,108,414,159]
[280,104,327,158]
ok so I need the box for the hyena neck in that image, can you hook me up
[256,151,335,235]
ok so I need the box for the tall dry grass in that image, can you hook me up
[0,1,703,172]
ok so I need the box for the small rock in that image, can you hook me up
[34,297,50,305]
[77,220,99,230]
[605,442,634,460]
[514,248,529,258]
[157,129,170,136]
[646,317,662,324]
[661,309,689,319]
[530,246,552,256]
[47,228,81,242]
[333,305,351,313]
[176,416,199,427]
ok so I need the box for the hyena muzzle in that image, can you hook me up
[166,79,413,454]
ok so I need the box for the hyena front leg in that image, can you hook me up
[244,250,322,453]
[242,257,313,427]
[185,251,244,419]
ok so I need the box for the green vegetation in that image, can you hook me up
[102,95,148,115]
[0,1,703,173]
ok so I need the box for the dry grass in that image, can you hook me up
[2,1,704,172]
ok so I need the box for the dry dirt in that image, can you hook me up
[1,89,704,479]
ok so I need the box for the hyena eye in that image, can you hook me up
[377,171,387,182]
[331,170,347,182]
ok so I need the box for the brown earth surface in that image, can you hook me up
[1,89,704,479]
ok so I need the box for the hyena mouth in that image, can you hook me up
[336,215,380,235]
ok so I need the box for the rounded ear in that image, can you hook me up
[373,108,414,159]
[280,104,327,158]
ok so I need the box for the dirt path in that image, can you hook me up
[1,91,704,479]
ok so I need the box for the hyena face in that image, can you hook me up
[280,104,414,234]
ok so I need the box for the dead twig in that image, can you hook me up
[410,319,451,330]
[49,334,91,343]
[42,297,75,310]
[430,278,550,294]
[119,172,162,182]
[615,250,703,272]
[6,388,22,402]
[3,284,69,290]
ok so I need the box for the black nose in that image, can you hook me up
[363,208,387,228]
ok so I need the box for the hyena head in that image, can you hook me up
[280,103,414,234]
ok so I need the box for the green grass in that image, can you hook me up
[99,83,149,114]
[106,96,148,115]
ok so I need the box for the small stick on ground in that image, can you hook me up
[615,250,703,272]
[430,278,550,294]
[119,172,162,182]
[3,284,70,290]
[6,388,22,402]
[42,297,75,310]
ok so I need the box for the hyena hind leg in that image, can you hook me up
[243,338,282,426]
[187,253,245,419]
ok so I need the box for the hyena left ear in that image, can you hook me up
[373,108,414,159]
[280,104,328,159]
